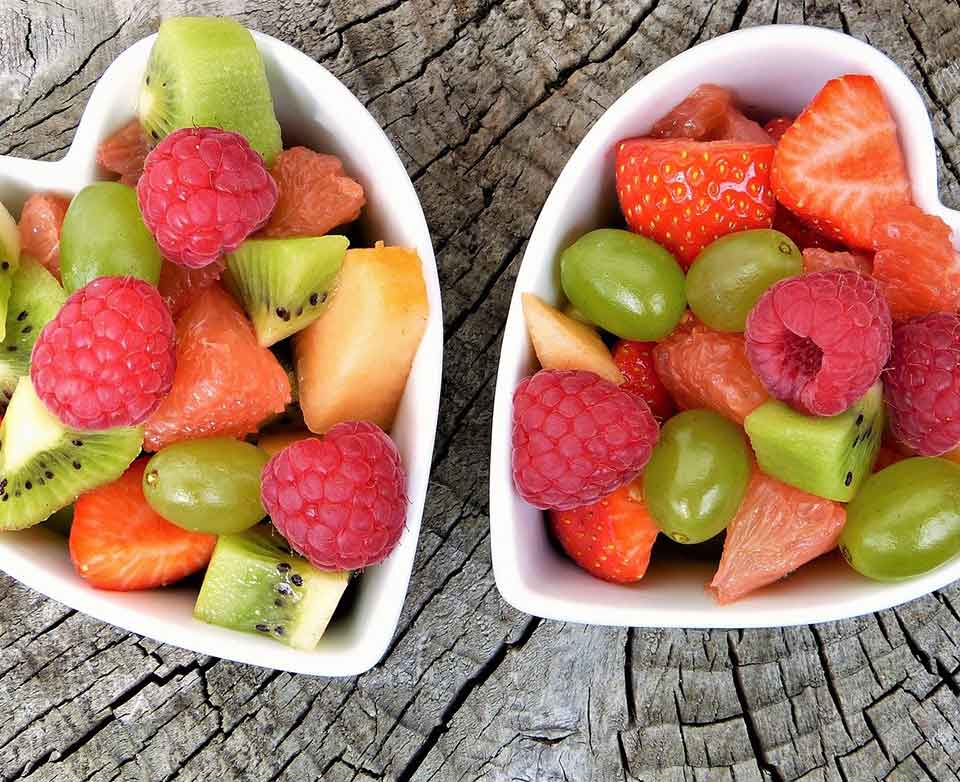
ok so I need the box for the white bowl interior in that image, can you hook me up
[491,25,960,628]
[0,32,443,675]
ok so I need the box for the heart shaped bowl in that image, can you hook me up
[490,24,960,629]
[0,31,443,675]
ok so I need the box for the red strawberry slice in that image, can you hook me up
[772,207,844,252]
[616,139,776,266]
[771,75,911,250]
[763,116,793,143]
[612,340,674,422]
[69,459,216,591]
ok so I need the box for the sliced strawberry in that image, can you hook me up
[616,139,776,266]
[801,247,873,276]
[772,207,844,252]
[612,340,674,422]
[771,75,911,250]
[549,480,659,584]
[764,116,793,142]
[69,459,216,591]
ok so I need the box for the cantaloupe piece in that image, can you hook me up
[522,293,623,384]
[294,243,428,434]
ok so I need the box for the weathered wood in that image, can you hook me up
[2,0,960,779]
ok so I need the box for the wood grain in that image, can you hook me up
[3,1,960,779]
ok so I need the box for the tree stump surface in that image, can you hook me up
[2,1,960,779]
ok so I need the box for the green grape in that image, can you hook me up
[841,457,960,581]
[643,409,751,544]
[560,229,686,340]
[59,182,162,292]
[686,229,801,333]
[143,438,269,535]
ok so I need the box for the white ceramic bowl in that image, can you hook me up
[490,24,960,628]
[0,31,443,675]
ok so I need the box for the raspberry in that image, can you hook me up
[31,276,176,430]
[512,369,659,511]
[884,314,960,456]
[137,127,278,269]
[745,270,892,416]
[260,421,407,571]
[611,340,674,422]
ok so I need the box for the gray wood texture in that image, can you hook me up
[2,0,960,779]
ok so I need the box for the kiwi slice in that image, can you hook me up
[225,236,347,347]
[139,17,282,165]
[0,258,66,411]
[0,378,144,530]
[745,382,884,502]
[194,525,349,650]
[0,201,22,342]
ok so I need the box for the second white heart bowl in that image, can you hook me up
[0,31,443,675]
[490,24,960,628]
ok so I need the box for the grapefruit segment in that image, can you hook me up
[18,193,70,279]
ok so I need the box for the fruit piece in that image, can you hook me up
[18,193,69,278]
[548,479,658,583]
[841,458,960,581]
[512,369,659,510]
[31,276,177,430]
[802,248,873,276]
[294,244,427,434]
[559,229,686,340]
[0,201,21,343]
[616,139,776,266]
[884,314,960,456]
[745,270,892,416]
[764,117,793,142]
[771,75,911,250]
[144,285,291,451]
[745,382,884,502]
[649,85,770,144]
[258,428,313,457]
[225,235,347,347]
[262,147,366,238]
[96,119,149,186]
[872,205,960,319]
[644,409,751,544]
[709,469,846,604]
[611,340,674,422]
[772,208,844,252]
[143,438,269,534]
[0,258,66,412]
[0,378,143,531]
[686,229,802,333]
[157,257,225,317]
[70,458,215,591]
[138,127,278,270]
[194,525,348,650]
[261,422,407,570]
[139,17,282,165]
[59,182,162,292]
[652,318,768,424]
[522,293,623,385]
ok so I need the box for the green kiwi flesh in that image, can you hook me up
[225,236,347,347]
[0,378,144,530]
[139,17,282,165]
[194,525,348,650]
[0,258,66,412]
[745,382,884,502]
[0,201,22,342]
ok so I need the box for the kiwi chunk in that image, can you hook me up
[0,201,22,342]
[0,258,66,411]
[225,236,347,347]
[0,378,143,530]
[745,382,883,502]
[139,17,282,165]
[194,525,348,650]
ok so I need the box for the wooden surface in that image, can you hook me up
[2,1,960,779]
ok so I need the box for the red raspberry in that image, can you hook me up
[260,421,407,570]
[512,369,659,511]
[31,276,176,430]
[885,314,960,455]
[745,270,892,416]
[612,340,675,422]
[137,127,278,269]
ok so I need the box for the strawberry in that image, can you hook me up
[69,459,216,591]
[764,116,793,142]
[548,480,659,584]
[612,340,675,422]
[772,207,844,252]
[771,75,911,250]
[616,138,776,267]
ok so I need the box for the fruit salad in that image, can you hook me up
[512,75,960,602]
[2,16,429,651]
